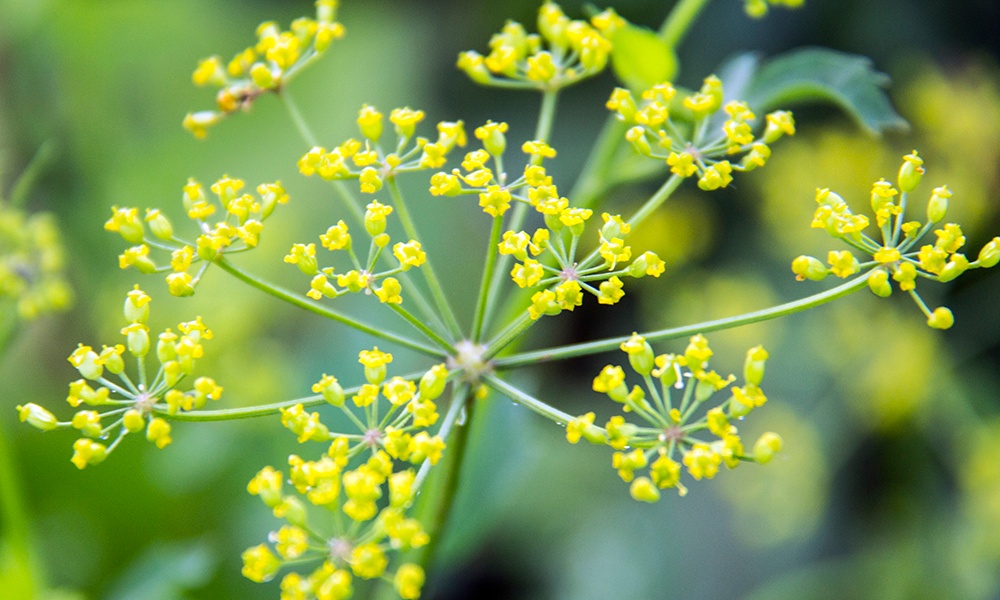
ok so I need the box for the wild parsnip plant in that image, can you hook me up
[15,0,1000,598]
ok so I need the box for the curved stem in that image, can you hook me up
[660,0,713,48]
[495,274,870,368]
[483,373,576,424]
[214,257,445,358]
[386,178,463,340]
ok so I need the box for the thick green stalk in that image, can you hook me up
[495,274,870,368]
[0,412,42,598]
[410,385,474,578]
[386,178,463,340]
[214,257,445,357]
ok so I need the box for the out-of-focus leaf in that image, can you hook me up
[104,540,215,600]
[609,22,677,91]
[742,47,909,135]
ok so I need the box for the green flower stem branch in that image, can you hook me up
[483,373,577,425]
[481,90,560,333]
[660,0,713,49]
[213,256,446,357]
[159,369,433,422]
[386,177,463,340]
[494,274,871,368]
[471,216,505,342]
[411,384,474,578]
[387,304,457,355]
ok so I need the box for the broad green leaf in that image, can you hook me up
[742,47,908,135]
[609,23,677,92]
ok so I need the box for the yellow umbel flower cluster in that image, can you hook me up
[299,105,467,195]
[285,199,426,305]
[567,334,781,502]
[792,151,1000,329]
[0,204,72,321]
[183,0,345,138]
[242,348,450,597]
[608,77,795,190]
[457,1,612,91]
[16,287,221,468]
[107,176,290,297]
[432,122,666,318]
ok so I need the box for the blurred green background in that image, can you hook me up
[1,0,999,599]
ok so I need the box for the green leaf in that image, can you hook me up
[609,22,677,92]
[741,47,908,136]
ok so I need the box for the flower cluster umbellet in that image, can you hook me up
[457,2,614,91]
[241,348,451,598]
[106,175,290,297]
[16,287,221,468]
[432,122,667,317]
[298,105,468,194]
[183,0,345,138]
[792,151,1000,329]
[567,334,781,502]
[608,77,795,191]
[0,202,72,321]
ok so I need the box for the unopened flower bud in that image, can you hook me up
[791,255,828,281]
[867,269,892,297]
[927,306,954,330]
[927,185,951,223]
[977,237,1000,268]
[753,432,782,464]
[16,403,58,431]
[743,345,768,386]
[897,151,924,193]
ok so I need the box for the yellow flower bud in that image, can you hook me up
[753,432,782,464]
[16,403,58,431]
[978,237,1000,268]
[927,306,954,330]
[867,269,892,297]
[629,476,661,503]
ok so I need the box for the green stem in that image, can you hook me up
[577,174,684,271]
[660,0,713,48]
[483,312,534,361]
[214,257,445,358]
[480,91,560,335]
[533,90,559,150]
[279,88,318,147]
[386,178,463,340]
[628,173,684,229]
[483,373,576,424]
[388,304,456,354]
[411,384,473,577]
[0,416,41,597]
[159,368,430,422]
[8,141,56,209]
[495,274,870,368]
[471,216,504,342]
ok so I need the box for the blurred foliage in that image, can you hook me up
[0,0,998,599]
